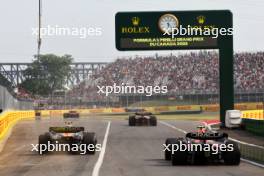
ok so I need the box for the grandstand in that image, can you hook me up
[66,51,264,107]
[1,51,263,108]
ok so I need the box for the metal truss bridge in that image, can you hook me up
[0,62,108,87]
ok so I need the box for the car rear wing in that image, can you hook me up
[135,112,152,116]
[49,127,84,133]
[186,132,228,140]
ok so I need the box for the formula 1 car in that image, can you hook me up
[128,112,157,126]
[63,110,80,118]
[164,126,240,165]
[35,110,41,120]
[38,122,97,154]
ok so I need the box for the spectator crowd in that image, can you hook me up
[69,51,264,101]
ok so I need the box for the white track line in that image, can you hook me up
[160,121,264,168]
[241,158,264,168]
[229,137,264,149]
[201,122,264,149]
[92,121,111,176]
[159,121,187,134]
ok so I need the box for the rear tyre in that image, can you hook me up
[83,132,97,155]
[164,138,177,160]
[193,151,206,165]
[171,140,188,165]
[129,116,136,126]
[223,140,240,165]
[150,116,157,126]
[38,133,51,154]
[69,142,80,154]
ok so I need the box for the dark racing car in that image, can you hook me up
[38,122,97,154]
[164,126,240,165]
[128,112,157,126]
[63,110,80,118]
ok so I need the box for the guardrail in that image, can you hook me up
[230,138,264,164]
[37,103,264,116]
[0,110,35,140]
[240,110,264,136]
[206,121,264,164]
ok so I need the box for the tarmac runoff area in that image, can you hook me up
[0,115,263,176]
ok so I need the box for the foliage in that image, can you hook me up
[20,54,73,95]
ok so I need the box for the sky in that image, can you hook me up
[0,0,263,63]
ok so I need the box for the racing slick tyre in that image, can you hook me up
[171,140,188,165]
[164,138,178,160]
[69,142,80,155]
[83,132,97,155]
[129,116,136,126]
[193,151,207,165]
[38,132,51,154]
[223,140,240,165]
[150,116,157,126]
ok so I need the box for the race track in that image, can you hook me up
[0,116,263,176]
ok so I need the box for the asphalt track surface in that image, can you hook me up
[0,116,263,176]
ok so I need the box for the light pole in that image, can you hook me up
[37,0,42,59]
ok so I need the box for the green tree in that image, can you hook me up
[20,54,73,96]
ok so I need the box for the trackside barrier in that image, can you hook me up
[241,110,264,120]
[46,108,120,117]
[38,102,264,117]
[242,118,264,137]
[231,138,264,164]
[40,110,50,116]
[236,110,264,158]
[0,110,35,140]
[200,102,263,112]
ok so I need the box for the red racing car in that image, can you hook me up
[164,126,240,165]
